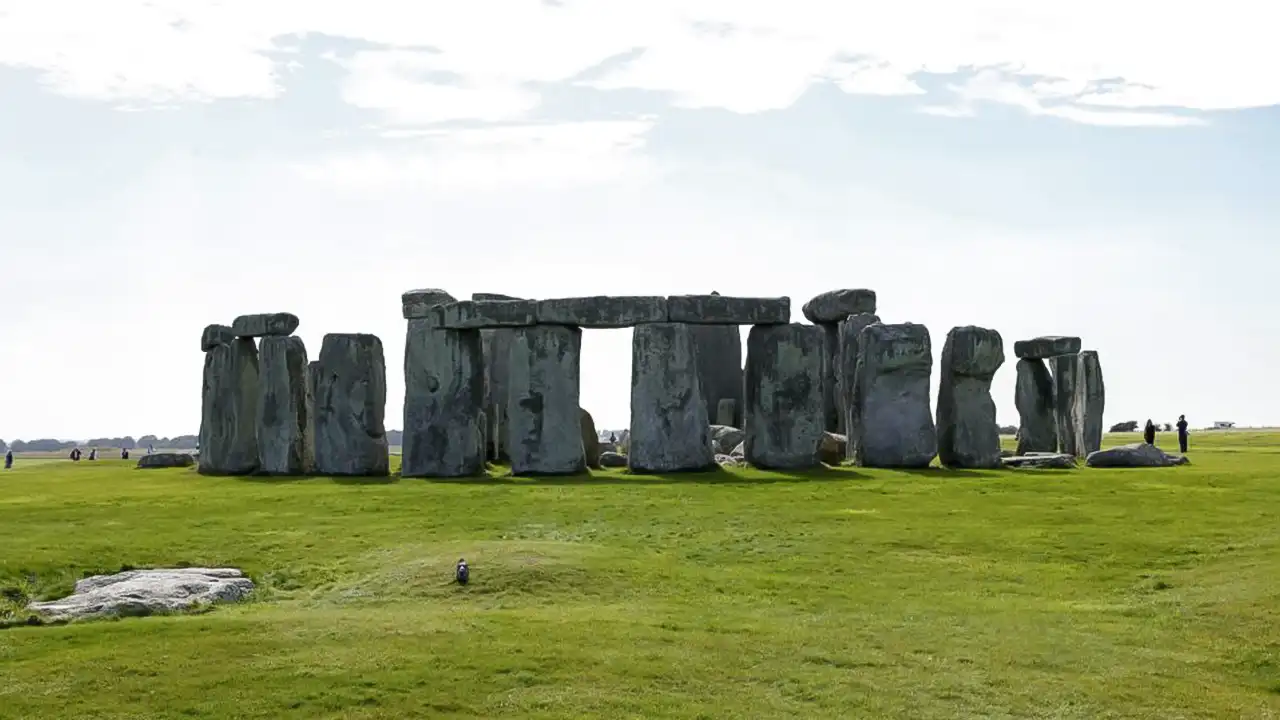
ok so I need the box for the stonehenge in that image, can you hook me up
[1011,336,1107,459]
[837,312,881,457]
[851,323,937,468]
[936,326,1004,469]
[803,289,876,434]
[199,337,260,475]
[629,323,715,473]
[313,334,390,476]
[1074,351,1105,456]
[257,336,314,475]
[743,324,825,469]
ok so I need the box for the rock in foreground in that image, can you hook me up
[1002,453,1076,469]
[27,568,254,622]
[1086,443,1191,468]
[136,453,195,469]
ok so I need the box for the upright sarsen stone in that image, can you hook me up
[507,325,586,476]
[201,324,234,352]
[402,320,485,478]
[690,323,744,429]
[852,323,936,468]
[936,326,1005,469]
[199,338,260,475]
[473,292,522,462]
[257,336,313,475]
[1074,350,1105,456]
[629,323,715,473]
[838,313,880,453]
[1014,358,1056,454]
[313,333,389,476]
[1051,354,1079,457]
[743,323,825,469]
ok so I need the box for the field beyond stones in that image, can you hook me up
[1,433,1278,719]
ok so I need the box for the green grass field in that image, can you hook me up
[2,431,1278,718]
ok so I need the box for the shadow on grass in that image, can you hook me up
[423,464,868,486]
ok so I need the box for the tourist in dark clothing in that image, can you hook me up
[4,451,12,469]
[121,448,129,460]
[1176,415,1189,453]
[1143,419,1156,445]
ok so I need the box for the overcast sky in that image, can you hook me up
[1,0,1277,441]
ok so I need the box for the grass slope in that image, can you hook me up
[1,432,1278,719]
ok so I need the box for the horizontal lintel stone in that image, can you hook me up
[536,296,668,328]
[666,295,790,324]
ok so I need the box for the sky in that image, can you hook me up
[0,0,1277,441]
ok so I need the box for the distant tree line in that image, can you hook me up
[0,435,200,452]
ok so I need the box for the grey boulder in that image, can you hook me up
[27,568,254,622]
[231,313,299,338]
[136,452,195,469]
[628,323,715,473]
[1002,453,1076,469]
[599,451,628,468]
[851,323,936,468]
[802,288,877,324]
[936,326,1005,469]
[1086,443,1190,468]
[743,323,825,469]
[313,333,389,476]
[710,425,745,455]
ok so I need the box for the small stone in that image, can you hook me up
[231,313,300,338]
[1002,453,1076,469]
[801,289,877,324]
[1074,350,1105,457]
[629,323,715,473]
[200,324,234,352]
[199,338,259,476]
[599,451,628,468]
[851,323,936,468]
[257,336,314,475]
[819,432,846,466]
[1086,443,1190,468]
[743,323,825,469]
[936,326,1005,469]
[434,300,538,329]
[667,295,790,324]
[715,399,737,427]
[536,296,668,328]
[27,568,254,622]
[508,325,586,475]
[1013,336,1082,360]
[402,289,456,320]
[136,452,195,469]
[581,408,601,469]
[1014,358,1056,454]
[313,333,389,476]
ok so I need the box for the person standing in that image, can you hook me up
[1143,419,1156,445]
[4,450,12,469]
[1176,415,1189,453]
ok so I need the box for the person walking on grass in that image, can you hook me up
[1143,419,1157,445]
[1176,415,1189,453]
[4,450,12,469]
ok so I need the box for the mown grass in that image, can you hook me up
[1,431,1278,718]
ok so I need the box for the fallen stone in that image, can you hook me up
[1074,350,1105,457]
[837,313,881,448]
[231,313,299,338]
[730,441,745,459]
[851,323,937,468]
[434,300,538,329]
[1051,354,1080,457]
[936,326,1005,469]
[536,296,668,328]
[710,425,745,455]
[199,338,260,475]
[508,325,586,475]
[690,323,744,427]
[802,288,877,324]
[1013,336,1082,360]
[200,324,234,352]
[599,451,628,468]
[1002,453,1076,469]
[313,333,389,476]
[743,323,825,469]
[1086,443,1190,468]
[27,568,254,622]
[136,452,194,469]
[581,408,601,469]
[667,295,791,324]
[402,288,456,320]
[820,432,846,466]
[629,323,715,473]
[1014,358,1056,455]
[402,315,485,478]
[715,454,745,468]
[257,336,314,475]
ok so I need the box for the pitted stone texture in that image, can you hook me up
[231,313,299,338]
[402,288,456,320]
[507,325,586,476]
[434,300,537,329]
[201,324,234,352]
[802,288,877,324]
[1074,350,1105,456]
[257,336,314,475]
[629,323,715,473]
[690,323,744,428]
[667,295,790,324]
[473,292,521,462]
[402,323,485,478]
[137,452,195,469]
[1051,354,1079,457]
[1014,336,1082,360]
[28,568,254,622]
[537,296,668,328]
[852,323,937,468]
[1086,443,1189,468]
[313,334,389,476]
[1003,453,1076,469]
[936,326,1005,469]
[1014,358,1056,454]
[199,338,260,476]
[743,323,825,469]
[837,313,881,451]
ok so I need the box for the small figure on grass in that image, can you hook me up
[4,450,12,469]
[455,558,469,586]
[1176,415,1189,453]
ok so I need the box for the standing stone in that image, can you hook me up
[473,293,522,462]
[402,317,485,478]
[313,334,389,476]
[1074,350,1105,456]
[690,323,744,429]
[803,290,877,434]
[257,336,313,475]
[838,312,880,455]
[936,326,1005,469]
[715,399,737,427]
[199,338,260,475]
[629,323,715,473]
[1051,354,1079,457]
[580,408,602,469]
[507,325,585,476]
[743,324,825,470]
[201,324,234,352]
[852,323,936,468]
[1014,358,1056,454]
[402,288,455,319]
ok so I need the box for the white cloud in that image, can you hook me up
[823,59,925,97]
[341,50,540,124]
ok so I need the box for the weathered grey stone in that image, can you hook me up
[715,454,744,468]
[402,319,485,478]
[1014,336,1082,360]
[27,568,254,622]
[507,325,586,475]
[1014,358,1056,454]
[819,432,846,466]
[199,338,259,475]
[473,292,521,462]
[1074,350,1105,457]
[802,288,877,324]
[629,323,715,473]
[599,451,628,468]
[136,452,194,469]
[730,441,745,459]
[851,323,937,468]
[313,333,389,476]
[1086,443,1190,468]
[257,336,314,475]
[690,323,744,428]
[201,324,234,352]
[715,399,737,427]
[838,313,881,450]
[581,408,601,469]
[536,296,668,328]
[710,425,745,455]
[743,323,825,469]
[1051,354,1079,457]
[434,300,537,329]
[667,295,790,324]
[1002,453,1076,469]
[231,313,299,338]
[936,326,1005,469]
[402,288,455,320]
